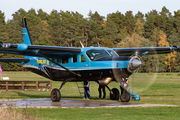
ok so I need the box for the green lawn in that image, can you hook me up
[1,72,180,120]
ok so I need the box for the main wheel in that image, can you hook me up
[110,88,120,100]
[51,88,61,102]
[120,92,130,102]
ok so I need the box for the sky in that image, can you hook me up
[1,0,180,21]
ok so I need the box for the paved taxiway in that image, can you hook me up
[0,99,177,108]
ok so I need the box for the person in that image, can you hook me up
[98,85,106,100]
[84,81,90,99]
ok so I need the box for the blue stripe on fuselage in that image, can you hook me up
[23,58,129,71]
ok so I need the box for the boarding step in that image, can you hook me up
[76,82,85,99]
[76,81,90,99]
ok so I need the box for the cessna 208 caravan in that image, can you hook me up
[0,17,179,102]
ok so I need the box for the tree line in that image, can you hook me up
[0,6,180,72]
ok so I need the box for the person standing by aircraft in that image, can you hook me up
[98,85,106,100]
[84,81,90,99]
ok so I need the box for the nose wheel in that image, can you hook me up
[120,92,130,102]
[120,86,130,102]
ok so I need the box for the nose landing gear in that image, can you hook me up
[108,82,139,102]
[120,87,130,102]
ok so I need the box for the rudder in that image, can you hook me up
[22,17,33,45]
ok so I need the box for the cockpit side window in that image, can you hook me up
[80,55,87,62]
[86,49,110,61]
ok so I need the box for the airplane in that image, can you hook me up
[0,17,179,102]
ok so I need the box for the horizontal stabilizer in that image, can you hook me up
[0,58,30,63]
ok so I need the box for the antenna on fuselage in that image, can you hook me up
[97,42,100,47]
[80,41,84,48]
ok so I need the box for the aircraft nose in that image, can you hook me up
[130,58,142,68]
[127,58,142,73]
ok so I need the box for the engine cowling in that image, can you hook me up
[127,57,142,73]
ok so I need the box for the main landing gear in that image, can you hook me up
[51,80,67,102]
[107,85,130,102]
[51,88,61,102]
[110,88,119,100]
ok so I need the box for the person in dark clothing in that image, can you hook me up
[98,85,106,99]
[84,81,90,99]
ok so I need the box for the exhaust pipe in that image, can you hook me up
[98,77,112,86]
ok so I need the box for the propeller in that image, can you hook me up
[112,46,159,94]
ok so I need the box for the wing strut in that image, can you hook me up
[35,51,81,77]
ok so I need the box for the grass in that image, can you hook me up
[0,103,40,120]
[1,72,180,119]
[35,107,180,120]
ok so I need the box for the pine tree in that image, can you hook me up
[124,11,135,35]
[144,10,158,38]
[103,19,118,44]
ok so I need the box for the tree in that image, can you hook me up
[0,10,9,42]
[119,27,129,42]
[159,6,173,35]
[144,10,159,38]
[47,10,63,46]
[38,9,48,20]
[124,11,135,35]
[117,33,145,48]
[100,39,114,48]
[134,18,144,36]
[135,11,144,20]
[78,17,90,47]
[88,11,104,46]
[103,19,118,44]
[35,36,53,46]
[107,11,125,30]
[158,31,169,47]
[174,10,180,35]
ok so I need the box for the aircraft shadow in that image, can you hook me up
[5,91,104,100]
[13,91,99,99]
[14,91,50,99]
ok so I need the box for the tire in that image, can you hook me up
[110,88,120,100]
[51,88,61,102]
[120,92,130,102]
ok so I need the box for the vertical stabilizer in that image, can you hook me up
[22,17,33,45]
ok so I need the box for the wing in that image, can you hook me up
[0,43,81,58]
[113,47,180,56]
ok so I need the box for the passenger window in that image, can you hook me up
[62,56,68,64]
[80,55,86,62]
[52,58,55,65]
[57,59,61,63]
[73,55,77,63]
[47,60,50,65]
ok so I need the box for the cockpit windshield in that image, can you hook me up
[86,48,119,61]
[86,49,110,61]
[107,50,119,57]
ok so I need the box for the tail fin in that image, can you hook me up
[22,17,33,45]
